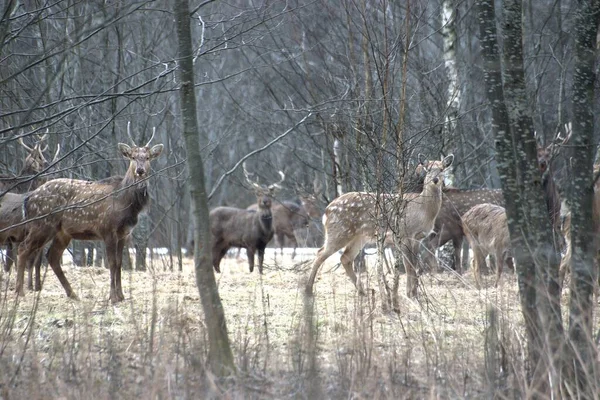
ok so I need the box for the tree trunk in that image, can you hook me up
[565,0,600,395]
[133,213,149,271]
[174,0,234,376]
[477,0,564,396]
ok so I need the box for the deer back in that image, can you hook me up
[462,203,510,254]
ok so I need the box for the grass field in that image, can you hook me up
[0,248,595,399]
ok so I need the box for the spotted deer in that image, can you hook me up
[0,193,44,291]
[210,163,285,274]
[305,154,454,298]
[420,125,569,273]
[1,133,60,287]
[14,124,163,303]
[462,203,514,288]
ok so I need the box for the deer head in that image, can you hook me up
[18,131,61,176]
[119,123,163,184]
[242,162,285,209]
[536,122,572,175]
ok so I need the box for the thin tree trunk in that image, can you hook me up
[174,0,234,376]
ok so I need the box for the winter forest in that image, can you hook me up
[1,0,600,398]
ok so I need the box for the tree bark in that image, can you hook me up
[174,0,234,376]
[565,0,600,395]
[477,0,565,395]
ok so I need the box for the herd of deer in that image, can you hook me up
[0,123,594,304]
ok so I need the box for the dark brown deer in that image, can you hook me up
[462,203,514,288]
[14,124,163,303]
[0,192,44,290]
[305,154,454,298]
[210,163,285,274]
[245,200,309,259]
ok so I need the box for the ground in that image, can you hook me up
[0,248,596,399]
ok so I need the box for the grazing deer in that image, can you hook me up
[14,124,163,303]
[210,164,285,274]
[305,154,454,298]
[462,203,514,288]
[245,200,309,259]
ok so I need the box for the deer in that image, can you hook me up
[0,192,44,291]
[210,163,285,274]
[14,123,163,303]
[244,200,309,259]
[305,154,454,298]
[1,133,60,288]
[420,125,569,273]
[462,203,514,288]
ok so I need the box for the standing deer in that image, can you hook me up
[1,133,60,288]
[14,124,163,303]
[305,154,454,298]
[245,200,309,259]
[462,203,514,288]
[210,164,285,274]
[0,192,44,291]
[420,125,569,273]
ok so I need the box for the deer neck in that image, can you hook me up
[420,182,443,218]
[257,206,273,232]
[118,171,150,214]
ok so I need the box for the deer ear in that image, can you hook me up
[118,143,132,158]
[417,153,428,166]
[149,144,164,159]
[442,154,454,168]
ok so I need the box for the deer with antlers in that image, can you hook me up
[14,124,163,303]
[210,163,285,274]
[305,154,454,298]
[1,133,60,289]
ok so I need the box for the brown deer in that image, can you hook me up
[0,192,44,291]
[1,133,60,287]
[462,203,514,288]
[244,200,309,259]
[420,125,569,273]
[14,124,163,303]
[305,154,454,298]
[210,163,285,274]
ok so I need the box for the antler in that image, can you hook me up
[51,144,61,163]
[127,121,136,145]
[268,171,286,190]
[243,162,262,190]
[18,137,34,152]
[145,127,156,147]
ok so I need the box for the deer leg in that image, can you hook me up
[402,242,420,298]
[5,243,15,272]
[105,237,123,303]
[114,238,126,302]
[46,234,77,299]
[305,242,344,295]
[287,232,298,260]
[16,232,49,296]
[276,232,285,259]
[453,236,463,275]
[257,245,266,274]
[472,247,486,290]
[494,248,504,287]
[33,250,43,291]
[247,248,255,273]
[340,238,367,295]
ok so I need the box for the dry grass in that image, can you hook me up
[0,249,596,399]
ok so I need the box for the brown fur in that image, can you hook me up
[210,166,284,274]
[462,204,513,288]
[306,154,454,298]
[15,141,163,303]
[246,200,309,259]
